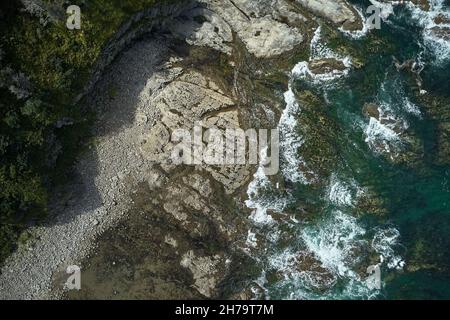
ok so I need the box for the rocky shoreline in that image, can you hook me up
[0,0,370,299]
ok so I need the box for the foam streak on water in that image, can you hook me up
[363,78,416,156]
[408,0,450,64]
[245,148,278,226]
[279,87,310,183]
[294,27,352,85]
[264,175,404,300]
[243,28,405,300]
[245,55,321,226]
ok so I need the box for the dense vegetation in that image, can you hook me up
[0,0,174,263]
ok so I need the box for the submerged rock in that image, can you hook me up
[363,102,423,165]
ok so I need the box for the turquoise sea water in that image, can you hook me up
[247,0,450,300]
[331,4,450,299]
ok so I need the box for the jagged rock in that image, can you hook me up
[203,165,251,195]
[170,7,233,54]
[0,0,403,301]
[232,0,307,23]
[309,58,346,75]
[198,0,305,58]
[161,173,239,240]
[363,103,423,165]
[295,252,337,290]
[140,122,171,162]
[154,71,235,129]
[434,13,450,25]
[363,103,381,120]
[203,110,240,129]
[182,174,213,197]
[295,0,361,30]
[430,26,450,40]
[180,250,226,298]
[139,70,251,194]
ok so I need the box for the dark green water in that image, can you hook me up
[252,1,450,300]
[339,3,449,299]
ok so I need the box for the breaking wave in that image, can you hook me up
[341,0,394,39]
[293,27,352,85]
[243,25,405,300]
[408,0,450,64]
[363,77,419,156]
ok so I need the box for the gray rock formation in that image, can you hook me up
[170,0,307,57]
[295,0,360,29]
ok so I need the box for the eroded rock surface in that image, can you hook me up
[295,0,361,29]
[171,0,307,57]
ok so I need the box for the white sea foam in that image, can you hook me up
[265,211,374,299]
[261,176,395,299]
[292,59,351,84]
[340,0,394,39]
[243,25,407,299]
[339,6,371,39]
[246,230,258,248]
[371,0,395,20]
[277,32,351,180]
[293,210,403,298]
[372,228,405,270]
[245,149,291,225]
[244,59,313,234]
[251,271,270,299]
[268,249,338,296]
[327,175,362,207]
[301,211,367,278]
[408,0,450,64]
[365,116,402,154]
[403,96,422,117]
[279,86,311,183]
[310,26,335,58]
[245,161,276,225]
[364,80,411,156]
[294,27,353,84]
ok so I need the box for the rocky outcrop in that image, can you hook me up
[363,102,423,165]
[170,7,234,54]
[180,250,226,297]
[430,10,450,41]
[171,0,306,58]
[140,69,251,194]
[308,58,347,74]
[0,0,379,300]
[295,0,361,30]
